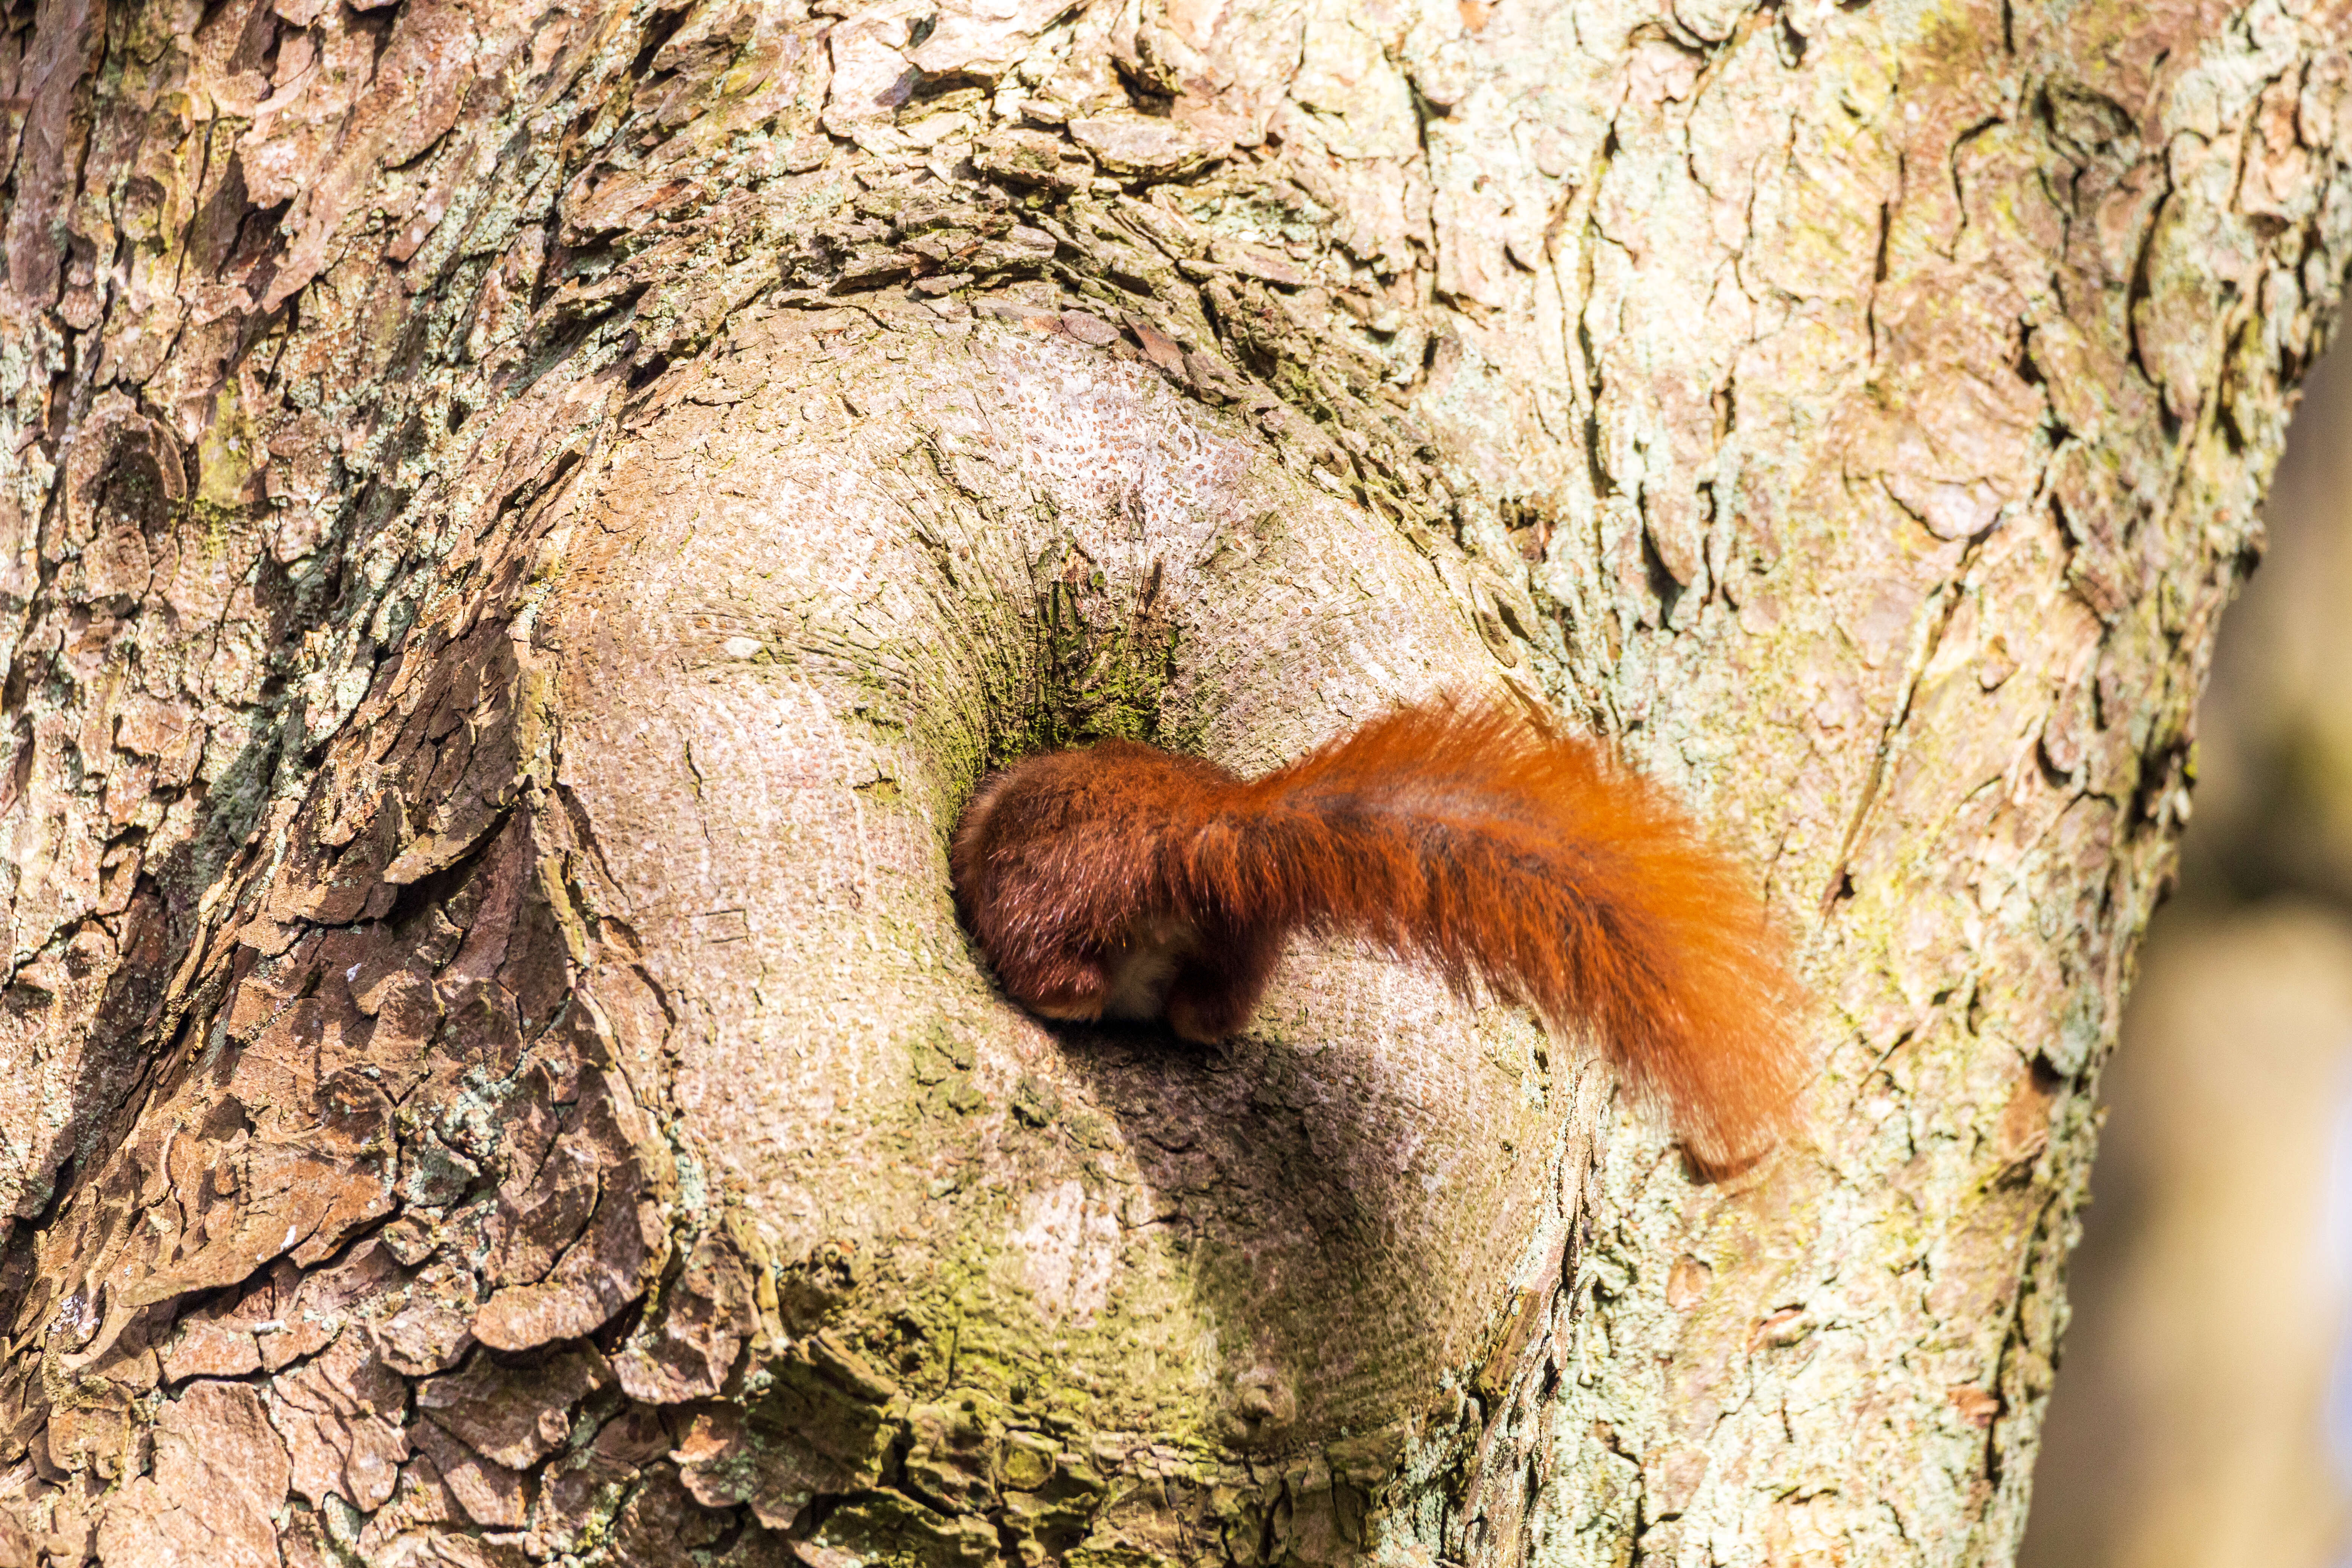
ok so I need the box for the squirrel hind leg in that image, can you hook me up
[1162,922,1285,1043]
[1021,984,1108,1023]
[1001,948,1113,1023]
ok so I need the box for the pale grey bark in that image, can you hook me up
[0,0,2347,1563]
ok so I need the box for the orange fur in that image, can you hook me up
[950,697,1807,1171]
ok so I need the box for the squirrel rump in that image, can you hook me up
[949,696,1807,1171]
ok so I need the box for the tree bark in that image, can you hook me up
[1,0,2346,1562]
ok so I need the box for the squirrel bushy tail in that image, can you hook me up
[1191,700,1805,1168]
[951,696,1808,1171]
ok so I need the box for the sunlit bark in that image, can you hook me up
[1,0,2347,1561]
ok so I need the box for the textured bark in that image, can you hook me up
[0,0,2346,1563]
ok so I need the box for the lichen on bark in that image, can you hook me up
[0,0,2347,1563]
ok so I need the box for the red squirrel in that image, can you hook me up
[949,696,1806,1170]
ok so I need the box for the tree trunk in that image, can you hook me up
[1,0,2345,1562]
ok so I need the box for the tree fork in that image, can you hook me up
[0,0,2346,1563]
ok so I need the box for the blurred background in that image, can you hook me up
[2019,345,2352,1567]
